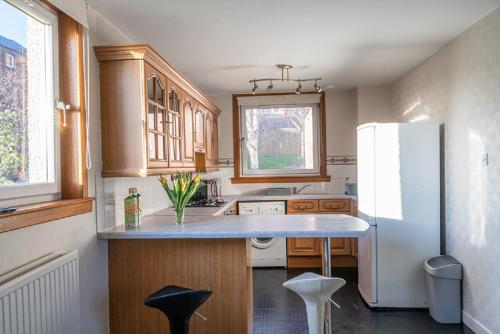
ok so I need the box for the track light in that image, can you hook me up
[295,80,302,95]
[267,80,273,92]
[248,64,324,93]
[314,80,322,93]
[251,81,258,95]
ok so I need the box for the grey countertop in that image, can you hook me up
[154,193,356,217]
[98,193,365,239]
[98,214,369,239]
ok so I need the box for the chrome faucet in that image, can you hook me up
[293,184,311,194]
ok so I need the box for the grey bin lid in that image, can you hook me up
[423,255,463,280]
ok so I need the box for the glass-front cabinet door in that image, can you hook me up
[205,111,214,165]
[182,93,195,163]
[194,103,205,151]
[167,82,183,167]
[145,67,168,168]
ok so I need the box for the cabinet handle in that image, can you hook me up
[294,204,312,211]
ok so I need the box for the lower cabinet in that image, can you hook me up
[287,199,358,268]
[287,238,321,256]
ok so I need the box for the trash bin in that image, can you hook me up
[423,255,463,323]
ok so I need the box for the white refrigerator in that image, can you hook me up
[357,122,440,308]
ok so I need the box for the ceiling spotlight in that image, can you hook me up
[248,65,323,93]
[314,80,322,93]
[267,80,273,92]
[295,80,302,95]
[251,81,258,95]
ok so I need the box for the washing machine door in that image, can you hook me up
[251,237,277,249]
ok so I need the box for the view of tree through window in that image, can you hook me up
[0,0,56,187]
[241,105,319,175]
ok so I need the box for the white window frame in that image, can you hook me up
[5,53,15,68]
[0,0,60,203]
[239,103,321,177]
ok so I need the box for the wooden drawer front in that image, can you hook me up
[287,238,321,256]
[287,200,319,213]
[319,199,350,213]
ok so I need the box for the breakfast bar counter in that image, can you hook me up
[99,213,368,334]
[98,214,368,239]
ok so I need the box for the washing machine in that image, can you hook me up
[238,201,287,267]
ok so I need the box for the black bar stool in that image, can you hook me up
[144,285,212,334]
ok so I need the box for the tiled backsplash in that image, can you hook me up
[101,159,357,229]
[204,163,357,196]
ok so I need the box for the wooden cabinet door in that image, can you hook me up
[287,200,319,257]
[144,64,168,169]
[167,81,183,167]
[350,238,358,257]
[182,93,195,163]
[194,105,205,151]
[287,238,321,256]
[205,111,213,165]
[213,115,218,166]
[330,237,352,255]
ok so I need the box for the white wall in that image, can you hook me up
[205,90,358,196]
[356,86,393,125]
[0,7,133,334]
[391,8,500,333]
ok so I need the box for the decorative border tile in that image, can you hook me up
[327,155,357,165]
[216,157,235,168]
[215,155,357,167]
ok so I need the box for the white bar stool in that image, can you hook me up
[283,272,346,334]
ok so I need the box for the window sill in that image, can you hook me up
[0,198,94,233]
[231,175,331,184]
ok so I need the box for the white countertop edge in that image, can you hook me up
[97,214,369,240]
[98,230,367,239]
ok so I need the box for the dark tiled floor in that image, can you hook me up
[253,268,473,334]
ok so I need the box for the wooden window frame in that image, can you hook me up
[0,10,93,233]
[231,92,331,184]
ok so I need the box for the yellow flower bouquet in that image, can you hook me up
[159,172,204,224]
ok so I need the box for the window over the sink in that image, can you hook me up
[232,92,330,183]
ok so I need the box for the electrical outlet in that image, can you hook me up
[481,153,489,166]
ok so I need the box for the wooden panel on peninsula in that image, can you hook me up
[108,238,252,334]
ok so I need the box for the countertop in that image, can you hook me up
[155,193,356,217]
[98,214,369,239]
[97,193,365,239]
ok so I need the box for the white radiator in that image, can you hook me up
[0,251,80,334]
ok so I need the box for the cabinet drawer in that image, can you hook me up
[287,200,319,213]
[319,199,350,213]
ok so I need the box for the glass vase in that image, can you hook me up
[176,209,185,225]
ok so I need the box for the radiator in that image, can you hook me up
[0,251,80,334]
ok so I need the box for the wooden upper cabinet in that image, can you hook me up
[182,93,195,164]
[194,104,205,151]
[94,45,221,176]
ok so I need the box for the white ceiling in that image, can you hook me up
[88,0,499,95]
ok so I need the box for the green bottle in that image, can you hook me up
[124,187,141,229]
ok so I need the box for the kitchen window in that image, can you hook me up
[241,104,320,176]
[0,0,59,202]
[232,93,330,183]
